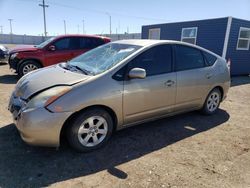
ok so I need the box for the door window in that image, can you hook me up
[129,44,172,76]
[175,45,205,71]
[69,37,80,50]
[53,38,70,50]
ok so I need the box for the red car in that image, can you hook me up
[8,34,110,77]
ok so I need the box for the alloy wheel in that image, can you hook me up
[22,64,38,75]
[207,92,220,112]
[77,116,108,147]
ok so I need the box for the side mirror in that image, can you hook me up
[48,45,56,51]
[128,68,146,79]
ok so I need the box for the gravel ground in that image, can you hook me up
[0,62,250,188]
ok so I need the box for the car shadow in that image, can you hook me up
[0,62,8,66]
[0,74,18,84]
[0,109,229,187]
[231,75,250,87]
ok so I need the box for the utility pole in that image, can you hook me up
[77,24,80,34]
[39,0,49,37]
[8,19,13,34]
[0,26,3,34]
[106,13,112,36]
[82,19,85,34]
[63,20,66,34]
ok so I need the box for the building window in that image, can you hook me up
[181,27,198,44]
[237,27,250,50]
[148,28,161,40]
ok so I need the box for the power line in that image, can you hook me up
[48,2,169,22]
[39,0,49,37]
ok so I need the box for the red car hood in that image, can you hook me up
[9,45,38,53]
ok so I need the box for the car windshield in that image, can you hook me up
[67,43,142,75]
[36,37,56,49]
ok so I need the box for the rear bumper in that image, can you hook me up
[11,107,72,147]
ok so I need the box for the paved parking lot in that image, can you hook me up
[0,62,250,188]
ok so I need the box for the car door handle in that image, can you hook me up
[165,80,175,87]
[206,73,213,79]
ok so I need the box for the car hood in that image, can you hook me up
[9,45,38,53]
[14,64,89,100]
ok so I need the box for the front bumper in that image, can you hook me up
[9,96,72,147]
[8,56,19,71]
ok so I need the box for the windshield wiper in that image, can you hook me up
[67,64,90,75]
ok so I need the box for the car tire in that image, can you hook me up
[201,88,221,115]
[18,60,41,77]
[67,108,114,152]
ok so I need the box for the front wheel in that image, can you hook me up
[201,88,221,115]
[67,108,114,152]
[18,60,41,77]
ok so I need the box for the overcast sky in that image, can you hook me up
[0,0,249,36]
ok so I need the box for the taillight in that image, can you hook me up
[227,58,231,70]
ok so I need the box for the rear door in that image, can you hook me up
[72,37,106,57]
[174,44,213,111]
[123,44,176,125]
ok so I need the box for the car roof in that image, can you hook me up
[54,34,110,40]
[114,39,222,59]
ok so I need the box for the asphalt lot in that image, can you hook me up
[0,62,250,188]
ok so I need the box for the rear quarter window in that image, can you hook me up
[79,37,105,49]
[203,51,217,66]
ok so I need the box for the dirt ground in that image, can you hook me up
[0,62,250,188]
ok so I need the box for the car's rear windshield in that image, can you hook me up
[68,43,142,75]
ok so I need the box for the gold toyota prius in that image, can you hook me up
[9,40,230,152]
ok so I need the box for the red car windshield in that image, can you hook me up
[36,37,56,49]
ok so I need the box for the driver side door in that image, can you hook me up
[123,44,176,125]
[44,37,78,66]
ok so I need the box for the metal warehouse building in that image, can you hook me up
[142,17,250,75]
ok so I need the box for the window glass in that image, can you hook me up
[181,27,197,44]
[129,44,172,76]
[175,45,205,71]
[37,37,55,49]
[79,38,105,49]
[92,38,105,47]
[237,27,250,50]
[203,51,217,66]
[148,28,161,40]
[182,28,197,38]
[69,43,141,75]
[53,38,70,50]
[69,37,80,50]
[239,29,250,38]
[238,40,249,49]
[182,38,196,44]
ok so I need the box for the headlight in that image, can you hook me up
[26,86,71,109]
[10,52,18,59]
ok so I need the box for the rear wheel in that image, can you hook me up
[67,108,113,152]
[201,88,221,115]
[18,60,41,77]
